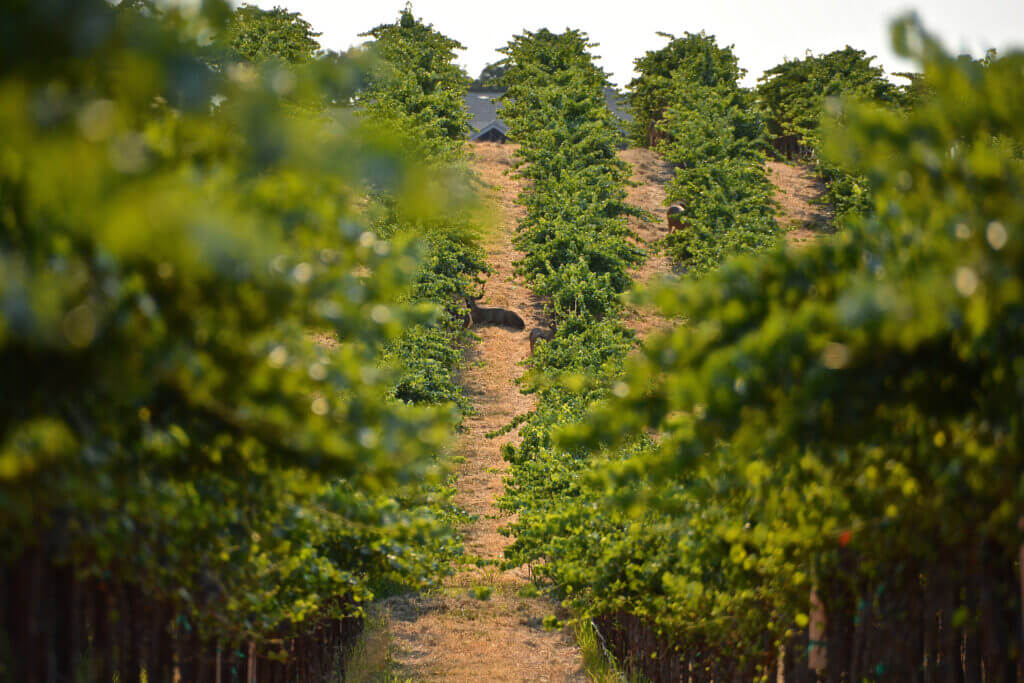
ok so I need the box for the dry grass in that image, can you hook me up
[767,160,833,245]
[343,610,401,683]
[618,147,678,341]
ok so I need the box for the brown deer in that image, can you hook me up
[465,297,525,330]
[667,204,685,233]
[529,326,555,353]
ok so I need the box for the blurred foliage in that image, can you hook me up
[559,17,1024,674]
[892,71,934,110]
[0,0,477,652]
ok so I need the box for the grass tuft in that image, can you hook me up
[574,618,648,682]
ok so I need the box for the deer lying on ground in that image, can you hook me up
[464,296,525,330]
[529,327,555,353]
[667,204,685,233]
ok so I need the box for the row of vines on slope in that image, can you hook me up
[568,19,1024,680]
[351,3,497,640]
[0,2,478,681]
[490,26,676,675]
[495,28,641,565]
[628,32,781,273]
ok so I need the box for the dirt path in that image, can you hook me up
[378,142,586,682]
[767,160,833,245]
[618,147,677,340]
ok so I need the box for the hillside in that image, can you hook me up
[356,140,704,680]
[8,5,1019,681]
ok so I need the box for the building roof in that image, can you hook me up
[464,87,632,141]
[476,119,509,136]
[465,90,505,139]
[603,88,633,124]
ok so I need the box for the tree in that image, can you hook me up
[226,4,321,64]
[471,60,510,89]
[359,6,472,160]
[627,32,743,147]
[757,46,898,151]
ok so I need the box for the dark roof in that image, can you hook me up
[603,88,633,124]
[465,90,505,138]
[476,119,509,135]
[464,87,632,140]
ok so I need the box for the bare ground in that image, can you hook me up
[767,160,833,245]
[378,142,586,682]
[618,147,678,340]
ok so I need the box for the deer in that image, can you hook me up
[464,296,525,330]
[529,326,555,353]
[667,204,685,233]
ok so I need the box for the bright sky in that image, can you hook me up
[247,0,1023,88]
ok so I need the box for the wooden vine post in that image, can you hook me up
[808,585,827,676]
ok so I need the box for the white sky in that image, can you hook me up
[246,0,1023,87]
